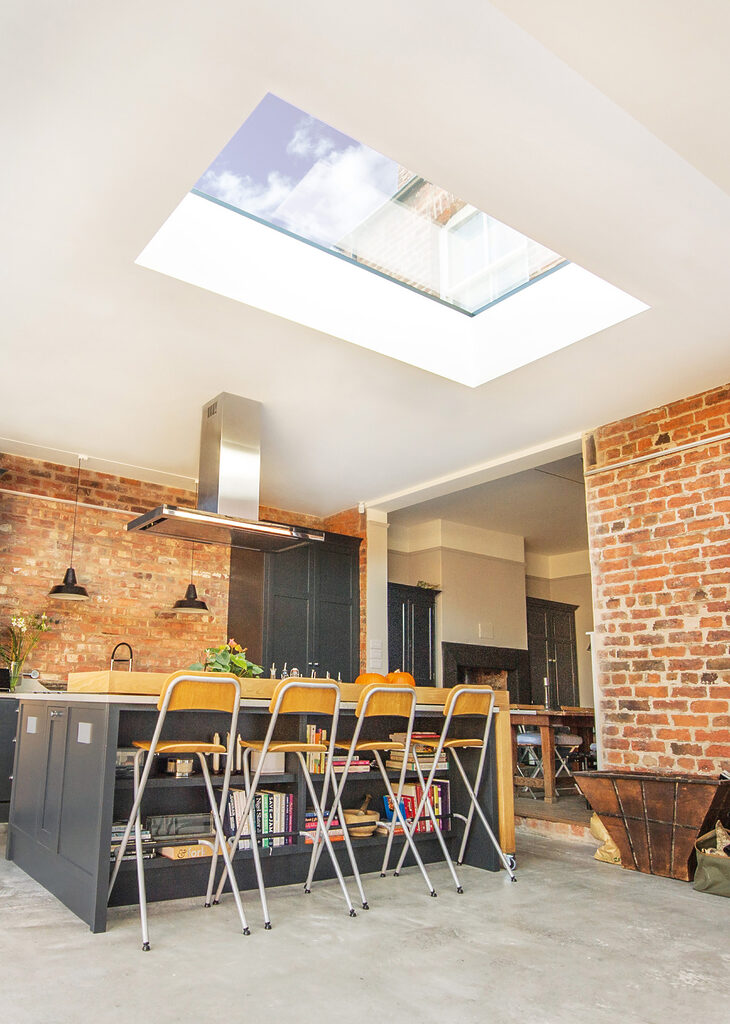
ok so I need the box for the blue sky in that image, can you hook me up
[195,93,398,248]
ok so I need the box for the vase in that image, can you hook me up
[9,660,22,692]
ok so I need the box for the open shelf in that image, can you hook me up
[115,772,295,790]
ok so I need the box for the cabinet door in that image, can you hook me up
[387,585,409,673]
[10,704,48,838]
[313,545,358,681]
[264,544,313,674]
[526,598,578,706]
[410,594,436,684]
[37,705,69,851]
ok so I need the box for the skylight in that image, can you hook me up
[137,93,649,386]
[192,93,564,316]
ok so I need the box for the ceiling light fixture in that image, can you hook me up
[49,456,90,601]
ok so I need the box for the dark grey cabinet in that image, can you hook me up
[387,583,438,684]
[263,535,361,681]
[526,597,579,707]
[0,697,18,822]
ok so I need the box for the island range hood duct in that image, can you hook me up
[125,393,325,552]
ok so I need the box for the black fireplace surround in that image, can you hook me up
[441,642,530,703]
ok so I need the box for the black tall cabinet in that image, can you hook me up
[526,597,579,707]
[262,535,361,681]
[387,583,438,684]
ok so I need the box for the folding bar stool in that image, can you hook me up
[515,729,543,799]
[108,671,248,951]
[554,732,583,785]
[394,686,517,886]
[304,682,438,907]
[208,678,359,920]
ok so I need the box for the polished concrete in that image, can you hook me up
[1,829,727,1023]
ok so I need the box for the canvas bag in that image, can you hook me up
[693,825,730,898]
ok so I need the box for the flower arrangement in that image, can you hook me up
[0,612,54,691]
[190,639,263,678]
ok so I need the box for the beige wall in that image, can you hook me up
[526,572,594,706]
[388,531,528,683]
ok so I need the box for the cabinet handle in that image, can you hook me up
[428,607,433,681]
[49,710,64,718]
[402,605,406,667]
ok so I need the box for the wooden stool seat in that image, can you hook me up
[239,739,327,753]
[132,739,226,755]
[416,737,484,750]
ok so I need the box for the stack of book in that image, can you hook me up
[330,756,372,773]
[224,788,294,849]
[382,779,451,833]
[385,732,449,772]
[305,724,327,772]
[110,822,156,862]
[303,810,343,842]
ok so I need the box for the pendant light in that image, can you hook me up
[173,542,210,615]
[49,456,90,601]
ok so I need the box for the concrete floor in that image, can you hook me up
[1,829,728,1024]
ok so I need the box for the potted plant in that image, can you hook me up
[190,638,263,678]
[0,612,53,691]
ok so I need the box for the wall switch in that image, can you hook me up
[478,621,494,640]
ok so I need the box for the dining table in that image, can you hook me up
[510,706,595,803]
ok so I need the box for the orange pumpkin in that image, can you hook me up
[354,672,388,687]
[387,671,416,688]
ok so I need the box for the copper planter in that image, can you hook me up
[575,771,730,881]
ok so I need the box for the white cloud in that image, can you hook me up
[274,143,396,247]
[286,117,336,161]
[197,168,292,221]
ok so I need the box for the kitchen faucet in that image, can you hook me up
[110,642,133,671]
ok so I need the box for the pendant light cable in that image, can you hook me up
[69,457,82,568]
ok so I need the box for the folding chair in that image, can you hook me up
[393,686,517,886]
[208,678,359,921]
[554,731,583,787]
[304,682,438,907]
[108,671,247,950]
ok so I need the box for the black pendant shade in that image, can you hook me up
[49,566,89,601]
[173,582,209,615]
[49,458,89,602]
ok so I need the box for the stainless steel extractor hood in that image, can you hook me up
[125,394,325,552]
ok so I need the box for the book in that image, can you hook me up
[159,843,213,860]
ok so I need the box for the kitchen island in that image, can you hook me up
[6,683,513,932]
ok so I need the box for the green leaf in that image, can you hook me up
[188,662,205,671]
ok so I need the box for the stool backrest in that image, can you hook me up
[355,682,415,719]
[270,678,339,716]
[444,685,495,718]
[158,671,240,713]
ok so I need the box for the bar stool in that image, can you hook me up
[208,677,359,920]
[304,681,438,907]
[108,671,247,951]
[394,685,517,886]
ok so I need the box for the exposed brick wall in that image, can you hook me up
[585,383,730,775]
[1,454,366,686]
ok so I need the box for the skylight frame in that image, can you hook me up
[191,185,570,319]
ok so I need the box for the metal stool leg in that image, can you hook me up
[198,754,250,934]
[132,750,151,950]
[242,749,271,927]
[397,752,462,892]
[451,749,516,880]
[297,752,357,917]
[372,750,437,896]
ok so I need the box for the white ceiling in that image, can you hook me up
[390,455,588,556]
[2,2,729,516]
